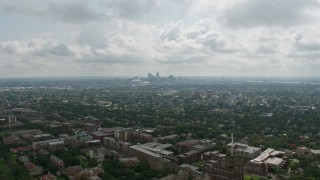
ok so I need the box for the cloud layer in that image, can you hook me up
[1,0,320,77]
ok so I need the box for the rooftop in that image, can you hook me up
[34,133,52,138]
[177,139,199,146]
[179,150,199,157]
[264,157,284,166]
[227,142,261,153]
[142,142,172,149]
[179,164,199,171]
[85,139,101,143]
[139,144,174,156]
[49,141,64,146]
[130,145,162,158]
[34,138,65,145]
[90,131,109,137]
[253,148,285,162]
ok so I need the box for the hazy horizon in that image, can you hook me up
[1,0,320,77]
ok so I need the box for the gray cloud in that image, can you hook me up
[50,44,73,56]
[158,55,207,64]
[47,1,105,24]
[289,35,320,59]
[223,0,319,28]
[200,32,227,52]
[1,1,320,77]
[0,0,105,24]
[105,0,192,23]
[79,54,143,65]
[256,45,277,54]
[110,0,160,21]
[76,26,109,48]
[295,42,320,52]
[160,20,184,40]
[288,51,320,60]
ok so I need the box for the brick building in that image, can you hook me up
[176,140,200,153]
[129,143,175,170]
[177,150,201,165]
[129,131,153,143]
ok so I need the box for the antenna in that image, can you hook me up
[231,133,234,157]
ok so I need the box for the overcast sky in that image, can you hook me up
[1,0,320,77]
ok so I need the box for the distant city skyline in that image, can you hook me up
[1,0,320,77]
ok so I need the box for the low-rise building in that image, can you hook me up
[32,138,65,150]
[49,140,65,151]
[177,150,201,165]
[226,143,261,159]
[176,140,200,153]
[119,157,140,167]
[129,143,175,170]
[64,165,83,178]
[3,134,25,145]
[67,131,93,148]
[247,148,287,175]
[205,161,244,180]
[297,146,311,157]
[90,131,112,141]
[129,131,153,143]
[19,156,30,163]
[246,161,268,176]
[63,165,102,180]
[192,139,216,153]
[39,173,57,180]
[84,139,101,147]
[103,137,131,154]
[114,128,132,141]
[50,155,64,168]
[31,133,54,142]
[84,123,100,132]
[24,162,43,176]
[158,134,179,143]
[177,164,209,180]
[6,116,17,124]
[84,116,101,125]
[203,151,228,167]
[81,147,107,161]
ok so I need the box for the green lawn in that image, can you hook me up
[244,172,265,180]
[0,130,11,137]
[193,161,205,170]
[0,158,14,179]
[77,155,88,167]
[289,159,299,165]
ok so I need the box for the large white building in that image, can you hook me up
[226,142,261,159]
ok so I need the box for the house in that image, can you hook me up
[3,135,25,145]
[24,162,43,176]
[50,155,64,168]
[39,173,57,180]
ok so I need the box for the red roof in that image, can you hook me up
[24,162,36,170]
[40,173,57,180]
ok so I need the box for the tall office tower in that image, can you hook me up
[156,72,160,78]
